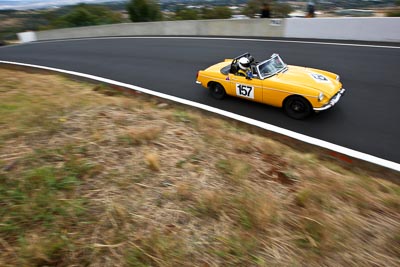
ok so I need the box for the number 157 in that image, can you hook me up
[237,84,253,98]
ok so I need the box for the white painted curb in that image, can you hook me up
[1,60,399,172]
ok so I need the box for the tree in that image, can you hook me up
[244,0,292,18]
[175,7,199,20]
[387,0,400,16]
[272,2,292,18]
[174,6,232,21]
[243,0,263,18]
[126,0,162,22]
[61,7,98,27]
[48,4,123,28]
[202,6,232,20]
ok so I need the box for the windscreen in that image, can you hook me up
[257,55,287,79]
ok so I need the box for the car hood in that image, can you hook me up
[274,65,341,96]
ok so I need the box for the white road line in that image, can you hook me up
[24,36,400,49]
[1,60,399,172]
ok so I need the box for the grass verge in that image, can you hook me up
[0,65,399,267]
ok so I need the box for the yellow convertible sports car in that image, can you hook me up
[196,53,345,119]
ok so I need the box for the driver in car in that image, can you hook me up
[237,57,253,80]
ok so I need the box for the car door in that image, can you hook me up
[228,74,263,103]
[261,76,290,108]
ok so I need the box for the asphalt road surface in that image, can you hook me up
[1,37,399,164]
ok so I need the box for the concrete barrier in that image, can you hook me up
[285,17,400,42]
[34,19,285,41]
[21,17,400,43]
[17,31,37,43]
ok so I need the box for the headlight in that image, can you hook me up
[336,75,340,81]
[318,93,324,102]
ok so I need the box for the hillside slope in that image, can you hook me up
[0,66,399,267]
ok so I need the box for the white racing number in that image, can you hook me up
[236,84,254,99]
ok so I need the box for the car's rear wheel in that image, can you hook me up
[209,83,226,100]
[284,96,313,119]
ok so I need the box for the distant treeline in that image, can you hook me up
[1,0,399,41]
[0,3,127,40]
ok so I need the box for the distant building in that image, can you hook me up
[334,9,375,17]
[231,14,250,19]
[289,10,306,18]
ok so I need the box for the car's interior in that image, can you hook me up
[220,53,263,78]
[219,53,259,78]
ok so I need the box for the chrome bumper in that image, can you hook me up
[314,88,346,112]
[196,81,201,85]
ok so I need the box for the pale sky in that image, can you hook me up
[0,0,127,10]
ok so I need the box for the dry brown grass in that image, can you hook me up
[144,152,161,171]
[0,66,399,267]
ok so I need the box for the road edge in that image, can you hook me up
[1,60,399,173]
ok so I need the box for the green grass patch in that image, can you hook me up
[93,84,125,96]
[216,158,251,184]
[173,109,199,126]
[212,232,259,265]
[0,163,87,236]
[125,231,189,267]
[191,190,225,219]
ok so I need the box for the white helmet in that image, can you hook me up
[238,57,250,70]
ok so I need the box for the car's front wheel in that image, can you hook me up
[284,96,313,119]
[209,83,226,100]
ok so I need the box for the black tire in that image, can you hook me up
[209,83,226,100]
[284,96,313,120]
